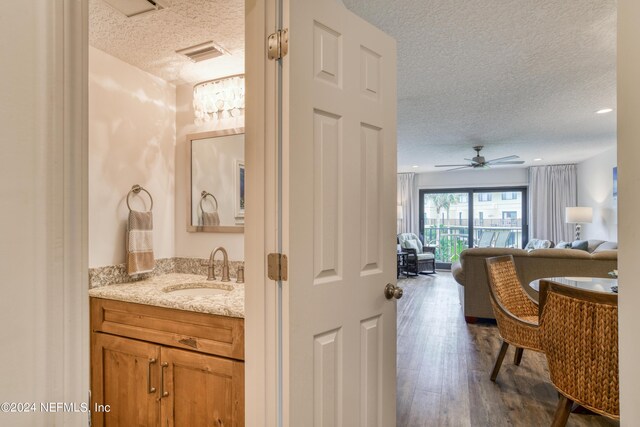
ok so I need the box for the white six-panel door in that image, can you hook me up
[282,0,398,425]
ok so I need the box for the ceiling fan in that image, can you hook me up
[435,145,525,171]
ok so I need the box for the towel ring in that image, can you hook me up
[199,191,218,214]
[126,184,153,212]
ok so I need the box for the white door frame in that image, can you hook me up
[49,0,90,423]
[245,0,280,425]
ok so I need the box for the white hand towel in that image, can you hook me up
[126,210,154,275]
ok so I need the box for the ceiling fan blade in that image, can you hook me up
[435,164,472,167]
[485,155,519,163]
[445,166,472,171]
[491,160,525,165]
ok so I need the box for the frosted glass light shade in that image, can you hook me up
[565,207,593,224]
[193,74,245,125]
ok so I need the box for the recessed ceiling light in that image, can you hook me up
[595,108,613,114]
[412,165,419,168]
[533,158,542,161]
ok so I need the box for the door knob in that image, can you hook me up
[385,283,403,300]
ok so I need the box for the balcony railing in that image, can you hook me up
[422,223,523,264]
[423,218,522,227]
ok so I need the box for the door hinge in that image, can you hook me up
[267,253,288,281]
[268,29,289,60]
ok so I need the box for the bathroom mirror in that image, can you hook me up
[187,128,244,233]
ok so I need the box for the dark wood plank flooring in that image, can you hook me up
[396,272,619,427]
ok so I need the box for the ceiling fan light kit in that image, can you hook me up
[435,145,525,171]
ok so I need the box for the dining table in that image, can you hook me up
[530,276,618,320]
[529,276,618,294]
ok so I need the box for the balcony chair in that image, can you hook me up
[484,255,542,382]
[477,230,495,247]
[539,280,619,426]
[397,233,436,275]
[493,230,513,248]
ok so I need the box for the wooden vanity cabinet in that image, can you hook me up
[90,298,244,427]
[162,346,244,426]
[92,333,161,426]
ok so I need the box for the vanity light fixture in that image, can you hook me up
[193,74,245,125]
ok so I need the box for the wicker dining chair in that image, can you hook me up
[484,255,543,381]
[539,280,619,426]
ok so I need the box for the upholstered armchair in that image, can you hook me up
[397,233,436,275]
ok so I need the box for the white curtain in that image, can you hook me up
[529,164,577,243]
[397,173,417,235]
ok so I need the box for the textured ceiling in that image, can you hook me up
[89,0,244,84]
[90,0,616,172]
[342,0,617,172]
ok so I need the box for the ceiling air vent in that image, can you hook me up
[101,0,167,18]
[176,41,227,63]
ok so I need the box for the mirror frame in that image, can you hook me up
[186,127,245,233]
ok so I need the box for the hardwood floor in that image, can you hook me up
[396,272,619,427]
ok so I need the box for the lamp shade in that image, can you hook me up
[565,207,593,224]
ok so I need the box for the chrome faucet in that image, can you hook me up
[207,247,230,282]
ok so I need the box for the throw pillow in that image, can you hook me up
[571,240,589,251]
[593,241,618,252]
[555,241,571,249]
[402,239,421,253]
[525,239,552,251]
[587,239,606,252]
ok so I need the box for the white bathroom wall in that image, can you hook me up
[576,146,617,241]
[416,167,529,189]
[88,47,177,267]
[175,82,245,261]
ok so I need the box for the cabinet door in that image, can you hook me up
[91,333,161,427]
[161,347,244,427]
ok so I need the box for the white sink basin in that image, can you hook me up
[163,283,233,297]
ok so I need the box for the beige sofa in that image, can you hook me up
[451,242,617,322]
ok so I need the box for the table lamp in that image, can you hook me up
[565,207,593,241]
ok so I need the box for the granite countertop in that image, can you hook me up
[88,273,245,318]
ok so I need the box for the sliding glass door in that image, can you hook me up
[420,187,528,269]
